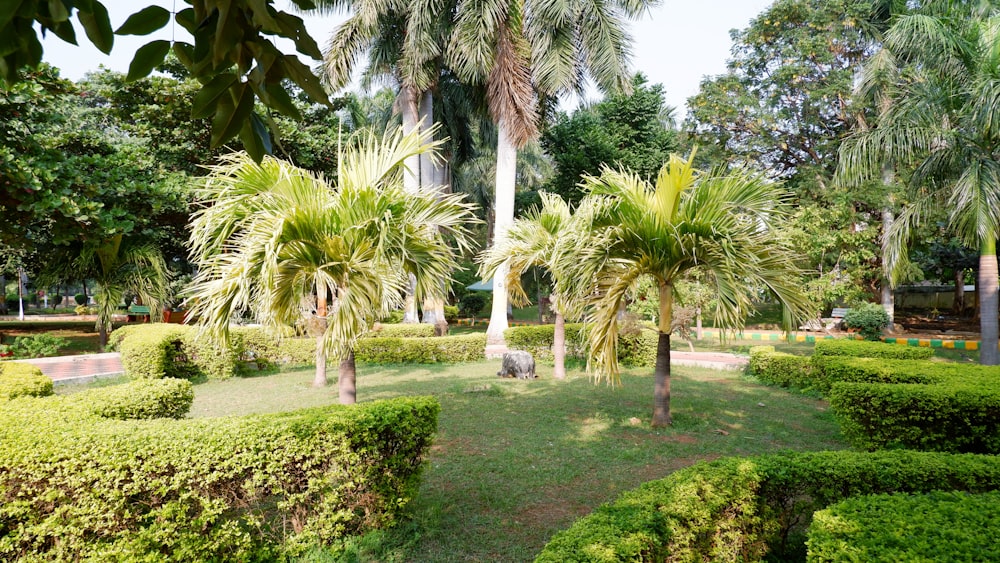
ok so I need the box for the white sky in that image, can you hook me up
[39,0,774,114]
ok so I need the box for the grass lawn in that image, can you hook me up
[181,361,846,561]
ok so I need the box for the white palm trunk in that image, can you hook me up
[486,121,517,348]
[399,85,421,323]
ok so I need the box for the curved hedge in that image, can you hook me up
[354,334,487,363]
[535,450,1000,562]
[0,362,52,400]
[812,339,933,360]
[830,380,1000,453]
[0,394,440,561]
[807,490,1000,562]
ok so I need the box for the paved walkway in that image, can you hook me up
[13,353,124,384]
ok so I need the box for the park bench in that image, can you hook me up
[799,307,852,332]
[127,305,151,322]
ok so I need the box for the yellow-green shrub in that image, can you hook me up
[354,334,487,363]
[807,490,1000,562]
[0,362,52,400]
[0,395,440,561]
[813,339,933,360]
[536,451,1000,562]
[367,323,435,338]
[76,378,194,420]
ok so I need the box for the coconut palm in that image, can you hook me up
[186,127,476,402]
[447,0,653,348]
[478,191,584,379]
[838,1,1000,364]
[562,150,811,427]
[77,235,170,349]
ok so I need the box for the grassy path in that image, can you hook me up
[189,361,846,561]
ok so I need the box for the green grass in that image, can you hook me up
[182,361,846,561]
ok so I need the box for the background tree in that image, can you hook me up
[563,151,811,427]
[838,1,1000,364]
[541,74,678,206]
[186,128,476,402]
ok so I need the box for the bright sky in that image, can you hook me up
[40,0,774,114]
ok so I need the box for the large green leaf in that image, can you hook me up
[47,0,70,22]
[77,1,113,54]
[0,0,26,32]
[115,5,170,36]
[282,55,329,105]
[192,72,237,118]
[48,19,77,44]
[239,113,272,162]
[126,39,170,81]
[210,83,255,149]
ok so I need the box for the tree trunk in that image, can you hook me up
[339,350,357,404]
[979,237,999,365]
[398,85,421,194]
[553,309,566,380]
[403,273,419,323]
[695,306,703,340]
[652,281,673,427]
[313,287,329,387]
[485,121,517,347]
[954,267,966,314]
[881,207,895,332]
[418,89,435,191]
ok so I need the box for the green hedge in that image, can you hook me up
[746,346,814,389]
[807,490,1000,562]
[504,324,657,367]
[0,362,52,400]
[107,323,151,351]
[119,324,192,379]
[536,450,1000,562]
[0,395,440,561]
[367,323,435,339]
[76,378,194,420]
[830,380,1000,453]
[355,334,487,363]
[812,339,933,360]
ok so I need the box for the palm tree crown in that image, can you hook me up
[186,127,477,400]
[563,150,810,426]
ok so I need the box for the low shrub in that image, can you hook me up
[746,346,814,389]
[536,450,1000,562]
[812,339,933,360]
[841,302,890,341]
[119,324,191,379]
[74,293,87,305]
[444,305,459,323]
[807,490,1000,562]
[0,395,440,561]
[76,378,194,420]
[458,293,487,318]
[617,329,658,368]
[368,323,435,339]
[830,380,1000,453]
[355,334,487,364]
[2,333,68,358]
[108,324,151,351]
[504,324,656,366]
[0,362,52,400]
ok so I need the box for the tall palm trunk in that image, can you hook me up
[881,207,895,332]
[954,267,966,313]
[652,281,673,427]
[979,236,999,365]
[313,289,329,387]
[486,121,517,347]
[339,350,357,404]
[400,85,422,324]
[553,308,566,379]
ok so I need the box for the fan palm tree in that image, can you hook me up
[78,235,170,349]
[838,1,1000,364]
[562,150,811,427]
[186,127,476,402]
[478,191,584,379]
[447,0,653,348]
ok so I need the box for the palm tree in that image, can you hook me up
[78,235,170,349]
[562,150,811,427]
[838,1,1000,364]
[447,0,653,349]
[479,192,584,379]
[186,127,476,402]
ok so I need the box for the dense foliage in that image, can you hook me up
[536,450,1000,562]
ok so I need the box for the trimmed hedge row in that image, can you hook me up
[535,450,1000,562]
[0,362,52,400]
[807,490,1000,562]
[830,380,1000,453]
[504,324,658,367]
[0,394,440,561]
[78,378,194,420]
[117,325,489,380]
[747,346,814,389]
[355,334,487,363]
[812,339,933,360]
[367,323,436,338]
